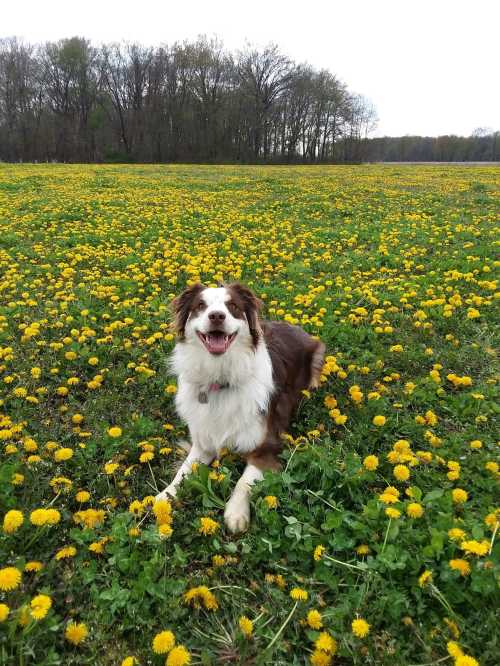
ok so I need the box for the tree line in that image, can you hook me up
[0,36,497,164]
[0,36,378,163]
[363,130,499,162]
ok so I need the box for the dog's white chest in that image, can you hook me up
[172,339,274,457]
[176,381,269,456]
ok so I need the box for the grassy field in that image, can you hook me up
[0,164,498,666]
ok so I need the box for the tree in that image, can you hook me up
[40,37,99,161]
[0,38,44,161]
[3,35,495,164]
[236,45,294,159]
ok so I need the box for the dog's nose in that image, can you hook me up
[208,310,226,323]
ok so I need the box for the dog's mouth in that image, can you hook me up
[196,330,237,355]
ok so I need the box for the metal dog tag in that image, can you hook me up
[198,391,208,404]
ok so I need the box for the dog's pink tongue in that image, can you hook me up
[207,333,226,353]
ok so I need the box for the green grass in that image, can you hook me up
[0,163,498,666]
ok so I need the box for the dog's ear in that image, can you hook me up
[228,283,262,347]
[172,283,205,339]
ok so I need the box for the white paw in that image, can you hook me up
[224,495,250,534]
[155,484,177,501]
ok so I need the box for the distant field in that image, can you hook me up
[0,164,498,665]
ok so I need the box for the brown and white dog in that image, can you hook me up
[156,283,325,533]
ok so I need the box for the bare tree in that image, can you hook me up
[0,38,44,161]
[236,44,294,159]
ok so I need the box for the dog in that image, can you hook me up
[155,283,325,533]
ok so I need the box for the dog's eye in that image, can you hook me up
[227,302,240,315]
[196,302,206,311]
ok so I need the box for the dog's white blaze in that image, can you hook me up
[200,287,231,309]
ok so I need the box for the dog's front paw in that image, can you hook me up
[155,485,177,501]
[224,495,250,534]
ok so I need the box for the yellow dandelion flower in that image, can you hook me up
[55,545,77,560]
[457,656,480,666]
[30,594,52,620]
[183,586,218,611]
[310,650,332,666]
[406,503,424,518]
[449,559,471,576]
[12,473,24,485]
[352,618,370,638]
[307,609,323,629]
[54,447,73,461]
[121,658,137,666]
[30,508,61,526]
[239,615,253,638]
[65,622,88,645]
[74,508,105,528]
[0,604,9,622]
[385,507,401,519]
[447,641,463,657]
[199,517,219,536]
[139,451,154,463]
[289,587,308,601]
[264,495,278,509]
[25,561,43,572]
[152,630,175,654]
[166,645,190,666]
[324,395,337,409]
[363,455,379,471]
[393,465,410,482]
[128,500,143,516]
[452,488,468,504]
[379,486,400,504]
[89,541,105,554]
[418,570,432,587]
[3,509,24,534]
[315,631,337,654]
[159,524,173,539]
[153,499,172,524]
[460,539,489,556]
[448,528,466,541]
[484,512,499,530]
[0,567,22,591]
[212,555,225,567]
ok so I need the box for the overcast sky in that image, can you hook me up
[3,0,499,137]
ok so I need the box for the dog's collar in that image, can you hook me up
[198,382,230,403]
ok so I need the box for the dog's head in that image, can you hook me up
[172,283,262,354]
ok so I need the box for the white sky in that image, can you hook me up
[3,0,499,137]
